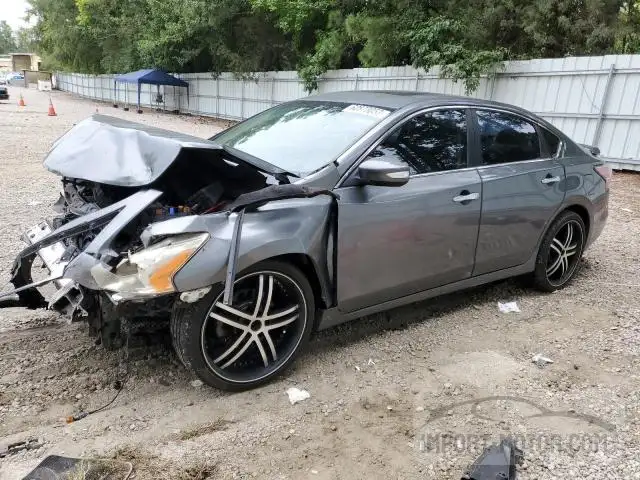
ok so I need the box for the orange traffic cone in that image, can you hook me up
[48,97,57,116]
[18,94,25,107]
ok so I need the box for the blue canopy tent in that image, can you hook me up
[113,69,189,113]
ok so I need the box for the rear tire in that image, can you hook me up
[171,260,315,391]
[532,210,586,292]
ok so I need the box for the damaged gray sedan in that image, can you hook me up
[0,91,609,390]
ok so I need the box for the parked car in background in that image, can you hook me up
[6,72,25,85]
[0,74,6,85]
[0,91,610,391]
[0,85,9,101]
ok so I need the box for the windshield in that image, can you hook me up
[211,100,392,176]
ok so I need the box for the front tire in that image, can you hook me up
[171,260,315,391]
[532,210,586,292]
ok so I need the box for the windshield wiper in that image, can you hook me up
[222,145,299,180]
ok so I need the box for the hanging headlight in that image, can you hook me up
[91,233,209,299]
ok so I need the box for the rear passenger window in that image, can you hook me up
[374,109,467,175]
[476,110,541,165]
[541,128,561,157]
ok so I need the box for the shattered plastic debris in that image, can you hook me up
[190,379,204,388]
[0,438,43,459]
[180,286,212,303]
[286,387,311,405]
[532,354,554,367]
[27,200,43,206]
[498,301,521,313]
[461,438,522,480]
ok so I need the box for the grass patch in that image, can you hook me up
[178,419,232,440]
[109,445,216,480]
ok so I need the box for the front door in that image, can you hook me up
[471,109,567,275]
[335,109,482,313]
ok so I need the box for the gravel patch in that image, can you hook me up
[0,86,638,479]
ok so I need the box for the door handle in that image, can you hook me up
[541,175,561,185]
[453,192,480,203]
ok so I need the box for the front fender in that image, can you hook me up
[150,196,334,299]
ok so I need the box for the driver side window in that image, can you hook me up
[370,109,468,175]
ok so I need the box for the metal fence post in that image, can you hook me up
[271,76,276,106]
[488,73,497,100]
[240,79,245,119]
[216,76,220,117]
[592,63,616,148]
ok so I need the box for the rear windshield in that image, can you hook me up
[212,101,392,176]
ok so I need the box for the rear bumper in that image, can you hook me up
[585,190,609,249]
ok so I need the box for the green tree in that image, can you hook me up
[28,0,102,72]
[0,21,17,54]
[15,27,38,52]
[23,0,640,92]
[522,0,623,57]
[253,0,506,92]
[616,1,640,52]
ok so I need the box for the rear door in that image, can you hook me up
[336,108,482,313]
[471,109,566,276]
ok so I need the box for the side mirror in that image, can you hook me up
[358,157,410,187]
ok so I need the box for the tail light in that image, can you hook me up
[594,164,613,190]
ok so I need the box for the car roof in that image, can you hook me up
[302,90,526,113]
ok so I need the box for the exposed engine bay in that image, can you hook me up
[0,115,295,349]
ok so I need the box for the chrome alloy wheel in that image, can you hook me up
[545,219,583,286]
[200,271,307,383]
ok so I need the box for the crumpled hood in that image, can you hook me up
[43,114,222,187]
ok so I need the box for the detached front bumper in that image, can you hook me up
[0,190,164,314]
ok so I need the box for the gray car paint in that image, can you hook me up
[44,115,222,186]
[335,168,482,313]
[152,90,606,322]
[16,91,607,334]
[472,159,566,276]
[166,195,335,308]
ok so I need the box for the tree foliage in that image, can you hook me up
[23,0,640,93]
[0,21,17,54]
[14,27,38,53]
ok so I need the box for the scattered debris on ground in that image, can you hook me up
[0,439,43,459]
[286,387,311,405]
[461,438,523,480]
[21,455,132,480]
[531,353,554,367]
[498,301,521,313]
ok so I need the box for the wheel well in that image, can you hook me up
[267,253,329,309]
[564,204,590,237]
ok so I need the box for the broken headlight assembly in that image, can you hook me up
[91,233,209,300]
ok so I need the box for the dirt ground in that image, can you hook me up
[0,86,639,480]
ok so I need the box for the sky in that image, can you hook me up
[1,0,32,31]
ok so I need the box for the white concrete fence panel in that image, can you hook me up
[55,55,640,170]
